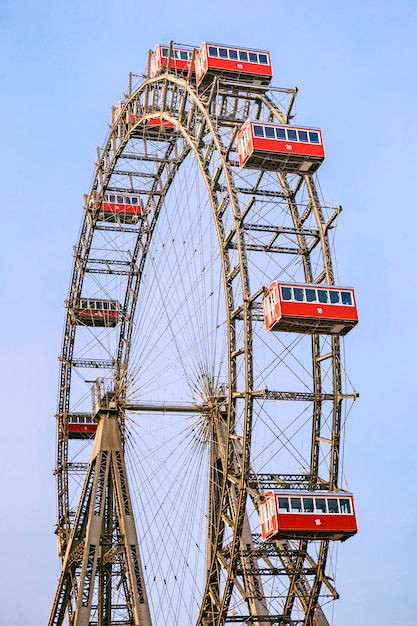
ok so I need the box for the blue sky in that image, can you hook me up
[1,0,417,623]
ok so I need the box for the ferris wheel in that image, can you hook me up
[49,41,359,626]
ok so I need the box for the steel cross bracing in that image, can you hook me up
[52,59,355,626]
[50,395,151,626]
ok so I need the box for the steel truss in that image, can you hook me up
[50,49,356,625]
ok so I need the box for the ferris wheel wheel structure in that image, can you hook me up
[49,40,359,626]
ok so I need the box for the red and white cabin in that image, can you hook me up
[150,44,195,77]
[96,192,143,224]
[66,413,97,439]
[237,120,325,174]
[195,42,272,86]
[259,490,357,542]
[262,282,358,336]
[75,299,121,328]
[113,101,175,139]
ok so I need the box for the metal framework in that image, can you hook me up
[50,43,357,626]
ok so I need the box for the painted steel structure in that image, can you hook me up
[49,40,358,626]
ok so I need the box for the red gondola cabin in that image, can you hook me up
[259,490,357,542]
[75,299,121,328]
[150,44,195,77]
[66,414,97,439]
[195,42,272,86]
[237,120,325,174]
[95,192,143,224]
[113,101,175,139]
[262,282,358,336]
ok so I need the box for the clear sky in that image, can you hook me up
[1,0,416,624]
